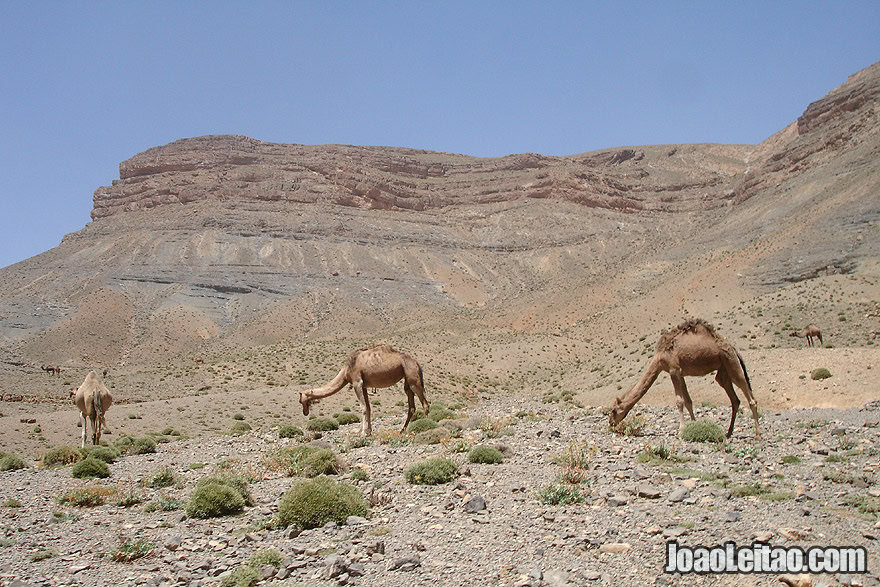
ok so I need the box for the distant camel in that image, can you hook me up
[790,324,823,347]
[41,365,60,376]
[70,371,113,448]
[299,344,429,436]
[609,319,761,440]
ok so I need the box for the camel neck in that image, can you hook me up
[617,358,662,417]
[305,367,349,400]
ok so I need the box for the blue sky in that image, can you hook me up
[1,2,878,269]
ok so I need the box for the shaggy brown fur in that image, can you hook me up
[71,371,113,448]
[299,344,429,436]
[609,319,761,439]
[790,324,823,347]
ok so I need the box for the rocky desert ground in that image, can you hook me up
[0,62,878,586]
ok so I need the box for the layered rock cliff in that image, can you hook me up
[92,136,752,220]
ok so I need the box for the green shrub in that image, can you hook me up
[115,490,143,508]
[30,548,57,562]
[468,445,504,464]
[58,486,115,507]
[0,452,26,471]
[267,445,340,477]
[414,427,451,445]
[197,473,253,505]
[232,413,245,421]
[729,483,768,498]
[637,443,671,464]
[405,457,458,485]
[538,481,585,505]
[144,495,183,512]
[72,457,110,479]
[248,548,283,569]
[277,476,367,529]
[220,566,261,587]
[111,538,155,562]
[351,468,369,482]
[335,413,361,426]
[307,418,339,432]
[303,448,341,477]
[427,405,456,422]
[611,415,647,437]
[79,445,120,463]
[406,418,438,434]
[278,425,304,439]
[681,419,725,443]
[811,368,832,380]
[114,436,157,455]
[230,421,252,436]
[42,446,82,467]
[782,455,802,465]
[148,467,176,488]
[186,483,246,518]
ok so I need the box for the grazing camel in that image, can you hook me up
[41,364,60,376]
[70,371,113,448]
[790,324,823,347]
[299,344,429,436]
[609,319,761,439]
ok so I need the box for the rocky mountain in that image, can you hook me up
[0,61,877,383]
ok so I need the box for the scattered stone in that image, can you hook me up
[259,565,276,580]
[164,535,182,551]
[726,511,742,522]
[599,542,632,554]
[779,527,809,541]
[662,527,688,538]
[607,495,628,507]
[544,569,571,586]
[778,574,812,587]
[324,554,350,579]
[668,487,690,503]
[464,496,487,513]
[346,516,368,526]
[389,554,421,571]
[637,485,661,499]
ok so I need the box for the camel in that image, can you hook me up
[790,324,823,347]
[41,365,60,376]
[299,344,429,436]
[609,319,761,440]
[70,370,113,448]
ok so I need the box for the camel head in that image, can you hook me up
[299,391,311,416]
[608,396,625,428]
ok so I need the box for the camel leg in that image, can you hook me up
[817,333,823,346]
[352,378,371,436]
[80,413,87,449]
[715,367,740,438]
[669,371,693,435]
[729,364,761,441]
[401,386,416,433]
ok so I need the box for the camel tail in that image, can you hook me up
[737,351,752,390]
